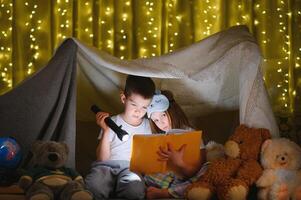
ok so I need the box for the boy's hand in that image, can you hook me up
[157,143,186,168]
[96,112,110,132]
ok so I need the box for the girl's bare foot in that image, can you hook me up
[146,186,172,199]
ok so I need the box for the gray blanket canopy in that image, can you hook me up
[0,25,279,169]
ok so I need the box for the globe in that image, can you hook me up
[0,137,22,170]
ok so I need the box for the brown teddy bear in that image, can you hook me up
[18,141,93,200]
[186,125,271,200]
[256,138,301,200]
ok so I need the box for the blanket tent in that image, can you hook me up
[0,25,279,174]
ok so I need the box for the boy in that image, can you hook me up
[85,75,155,199]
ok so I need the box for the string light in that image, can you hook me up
[136,0,160,57]
[77,1,93,44]
[55,0,72,47]
[0,0,13,94]
[23,2,42,75]
[98,1,114,52]
[253,0,298,115]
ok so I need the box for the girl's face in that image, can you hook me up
[150,111,171,132]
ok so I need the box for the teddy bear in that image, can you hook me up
[185,124,271,200]
[205,141,225,162]
[256,138,301,200]
[18,141,93,200]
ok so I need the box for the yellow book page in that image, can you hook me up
[130,131,202,174]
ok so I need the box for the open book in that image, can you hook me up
[130,130,202,174]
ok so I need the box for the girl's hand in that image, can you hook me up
[157,143,186,168]
[96,112,110,132]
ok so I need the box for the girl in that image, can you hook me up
[144,90,209,199]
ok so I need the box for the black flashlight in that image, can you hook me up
[91,105,129,142]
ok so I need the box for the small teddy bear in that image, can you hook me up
[256,138,301,200]
[186,125,271,200]
[18,141,93,200]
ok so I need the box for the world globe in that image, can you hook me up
[0,137,22,170]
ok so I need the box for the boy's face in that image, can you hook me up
[121,92,152,123]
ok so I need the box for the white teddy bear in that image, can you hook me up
[256,138,301,200]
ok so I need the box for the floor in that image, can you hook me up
[0,184,258,200]
[0,185,179,200]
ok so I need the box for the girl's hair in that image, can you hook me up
[150,90,192,133]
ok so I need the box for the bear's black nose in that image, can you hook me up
[281,156,285,161]
[48,153,58,162]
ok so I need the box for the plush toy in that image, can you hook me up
[18,141,93,200]
[256,138,301,200]
[205,141,225,162]
[186,125,271,200]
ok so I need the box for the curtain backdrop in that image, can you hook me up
[0,0,300,139]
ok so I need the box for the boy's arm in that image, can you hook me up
[95,112,111,161]
[96,129,111,161]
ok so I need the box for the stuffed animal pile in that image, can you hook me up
[186,125,271,200]
[18,141,92,200]
[256,138,301,200]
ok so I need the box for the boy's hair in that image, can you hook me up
[124,75,155,99]
[151,90,192,133]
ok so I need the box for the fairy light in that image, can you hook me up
[137,0,160,57]
[54,0,72,47]
[77,1,93,44]
[268,1,289,113]
[22,2,43,75]
[122,13,127,21]
[0,0,13,93]
[97,0,114,51]
[105,7,112,15]
[194,0,220,42]
[255,0,295,115]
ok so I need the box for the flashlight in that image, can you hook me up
[91,105,129,142]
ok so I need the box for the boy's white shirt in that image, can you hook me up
[98,114,152,161]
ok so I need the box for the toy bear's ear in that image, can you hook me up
[261,139,271,153]
[261,128,271,141]
[32,140,43,153]
[60,142,69,154]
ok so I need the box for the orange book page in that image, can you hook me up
[130,134,166,174]
[130,131,202,174]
